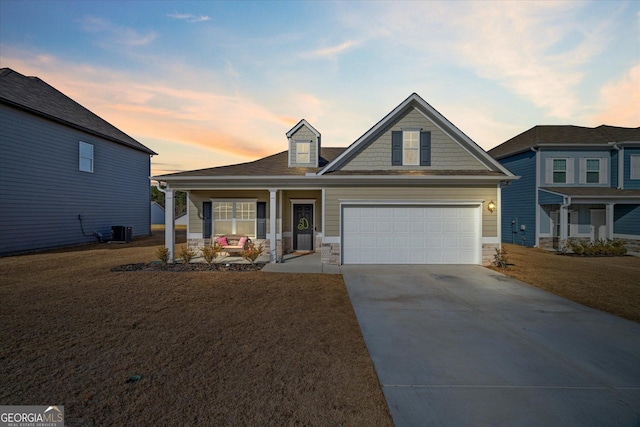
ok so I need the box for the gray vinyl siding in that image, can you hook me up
[324,186,498,237]
[0,104,151,255]
[341,108,487,171]
[289,125,319,167]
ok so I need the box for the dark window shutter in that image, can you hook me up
[203,202,212,239]
[420,131,431,166]
[392,131,402,165]
[256,202,267,239]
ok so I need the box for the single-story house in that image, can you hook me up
[153,93,517,265]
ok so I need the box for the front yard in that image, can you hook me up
[0,232,392,426]
[491,243,640,323]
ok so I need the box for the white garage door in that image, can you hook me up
[342,205,480,264]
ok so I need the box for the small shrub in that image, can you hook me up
[565,238,626,257]
[568,239,585,255]
[201,242,222,264]
[155,246,170,264]
[611,239,627,256]
[241,242,264,264]
[493,247,509,268]
[178,245,196,264]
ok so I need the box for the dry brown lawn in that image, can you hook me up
[490,244,640,323]
[0,231,392,426]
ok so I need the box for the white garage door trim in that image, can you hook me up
[341,201,482,265]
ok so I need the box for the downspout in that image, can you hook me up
[155,180,176,263]
[532,147,540,247]
[613,144,623,189]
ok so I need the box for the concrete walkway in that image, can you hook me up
[342,265,640,427]
[261,252,341,274]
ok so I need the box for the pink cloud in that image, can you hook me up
[591,64,640,126]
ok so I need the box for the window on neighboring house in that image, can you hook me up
[213,201,256,237]
[553,159,566,183]
[296,141,310,164]
[392,130,431,166]
[631,155,640,180]
[585,159,600,183]
[79,141,93,172]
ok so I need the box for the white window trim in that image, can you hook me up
[402,130,419,166]
[79,141,93,173]
[631,155,640,180]
[296,141,310,164]
[545,157,574,184]
[212,199,258,237]
[553,158,567,184]
[579,157,608,185]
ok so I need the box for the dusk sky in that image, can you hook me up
[1,1,638,176]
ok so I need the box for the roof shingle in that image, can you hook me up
[156,147,346,178]
[0,68,155,155]
[489,125,640,159]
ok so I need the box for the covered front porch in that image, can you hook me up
[538,188,640,251]
[162,187,324,263]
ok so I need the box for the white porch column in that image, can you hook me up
[560,204,569,242]
[165,188,176,263]
[606,203,615,240]
[269,189,277,263]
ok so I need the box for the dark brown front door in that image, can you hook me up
[293,204,313,251]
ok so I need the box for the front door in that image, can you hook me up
[293,204,313,251]
[591,209,606,241]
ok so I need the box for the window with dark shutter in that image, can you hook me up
[203,202,212,239]
[392,131,402,165]
[420,131,431,166]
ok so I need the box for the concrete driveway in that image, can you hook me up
[342,265,640,427]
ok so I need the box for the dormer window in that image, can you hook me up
[296,141,310,164]
[286,119,320,167]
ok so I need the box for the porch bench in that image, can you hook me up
[216,234,251,255]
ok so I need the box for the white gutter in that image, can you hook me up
[152,174,518,182]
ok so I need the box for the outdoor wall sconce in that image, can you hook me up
[487,200,496,213]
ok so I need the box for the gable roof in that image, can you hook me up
[155,147,346,178]
[318,93,514,176]
[286,119,321,138]
[489,125,640,160]
[0,68,156,155]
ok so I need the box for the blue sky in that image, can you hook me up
[1,0,638,176]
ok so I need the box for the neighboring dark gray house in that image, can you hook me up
[0,68,156,255]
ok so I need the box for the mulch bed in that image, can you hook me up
[111,262,265,272]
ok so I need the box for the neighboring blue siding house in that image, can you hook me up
[151,202,165,225]
[0,68,156,255]
[489,125,640,251]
